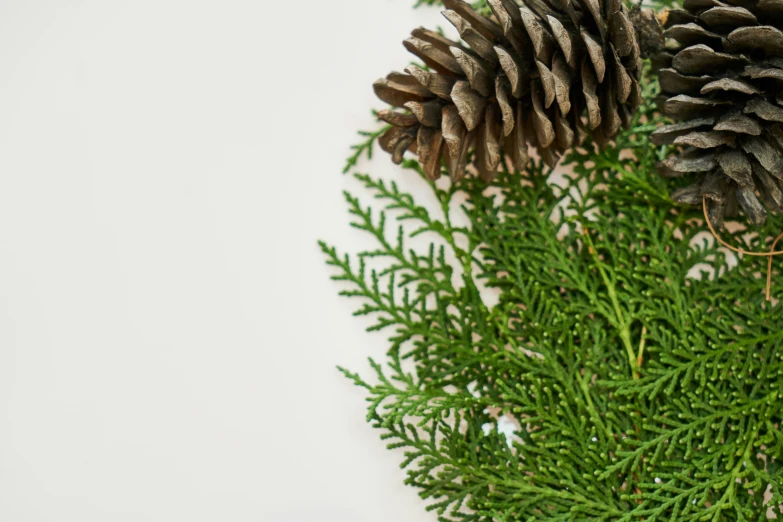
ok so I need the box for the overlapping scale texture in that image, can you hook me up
[654,0,783,227]
[374,0,649,181]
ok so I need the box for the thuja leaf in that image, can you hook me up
[413,0,491,15]
[343,118,388,174]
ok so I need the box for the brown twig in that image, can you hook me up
[702,197,783,302]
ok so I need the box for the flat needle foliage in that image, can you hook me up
[321,15,783,522]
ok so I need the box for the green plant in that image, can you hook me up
[413,0,491,15]
[321,7,783,522]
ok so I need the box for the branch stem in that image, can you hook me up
[581,225,639,379]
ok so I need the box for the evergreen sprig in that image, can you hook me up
[322,20,783,522]
[413,0,492,15]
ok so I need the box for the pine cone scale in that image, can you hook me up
[610,10,636,56]
[714,112,761,136]
[673,130,735,149]
[443,10,497,62]
[658,68,711,95]
[727,26,783,56]
[373,76,429,107]
[663,94,729,120]
[406,65,454,101]
[672,44,747,75]
[406,100,442,128]
[660,151,716,177]
[758,168,783,208]
[664,23,722,48]
[650,117,716,145]
[547,15,575,66]
[442,105,471,180]
[444,0,504,42]
[496,78,516,135]
[701,78,758,96]
[716,150,753,188]
[451,81,486,132]
[745,98,783,122]
[403,38,462,75]
[741,136,783,177]
[700,6,757,27]
[736,185,766,225]
[378,110,419,128]
[745,66,783,82]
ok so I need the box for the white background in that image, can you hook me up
[0,1,449,520]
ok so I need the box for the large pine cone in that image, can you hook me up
[374,0,654,181]
[653,1,783,228]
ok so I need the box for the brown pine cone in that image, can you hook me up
[653,1,783,228]
[374,0,658,182]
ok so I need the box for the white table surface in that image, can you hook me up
[0,1,448,520]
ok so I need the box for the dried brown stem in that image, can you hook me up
[702,196,783,301]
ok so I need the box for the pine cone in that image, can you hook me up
[653,2,783,228]
[373,0,656,182]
